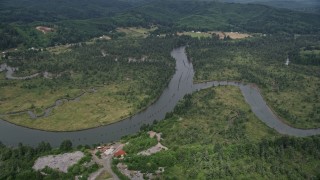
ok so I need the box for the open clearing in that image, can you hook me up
[224,32,251,39]
[138,142,168,156]
[4,83,147,131]
[33,151,84,173]
[177,31,212,38]
[36,26,54,34]
[116,27,157,38]
[47,35,111,55]
[177,31,251,39]
[138,131,168,156]
[47,44,73,54]
[95,170,112,180]
[0,84,82,114]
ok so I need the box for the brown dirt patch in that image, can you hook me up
[36,26,54,34]
[224,32,251,39]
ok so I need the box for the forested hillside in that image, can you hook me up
[0,0,150,23]
[1,0,320,50]
[222,0,320,14]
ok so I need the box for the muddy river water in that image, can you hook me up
[1,47,319,147]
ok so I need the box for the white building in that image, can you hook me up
[104,148,115,156]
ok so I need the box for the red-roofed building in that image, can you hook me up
[114,149,126,158]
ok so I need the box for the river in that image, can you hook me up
[0,47,319,147]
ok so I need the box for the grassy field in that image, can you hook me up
[0,80,82,114]
[116,27,157,38]
[0,37,176,131]
[177,31,213,39]
[302,49,320,55]
[177,31,251,39]
[188,36,320,129]
[47,44,73,54]
[4,82,149,131]
[224,32,251,39]
[300,48,320,62]
[96,171,112,180]
[116,86,320,179]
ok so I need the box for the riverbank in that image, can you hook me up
[187,36,320,129]
[0,38,176,131]
[1,47,320,147]
[112,86,320,179]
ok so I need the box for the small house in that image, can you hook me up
[114,149,126,158]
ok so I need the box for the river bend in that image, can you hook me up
[1,47,320,147]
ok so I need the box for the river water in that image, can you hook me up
[1,47,319,147]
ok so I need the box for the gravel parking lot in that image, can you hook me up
[33,151,84,173]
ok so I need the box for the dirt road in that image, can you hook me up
[90,144,124,180]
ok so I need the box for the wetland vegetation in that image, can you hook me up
[1,36,180,131]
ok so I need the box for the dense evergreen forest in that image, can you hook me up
[223,0,320,14]
[1,0,320,50]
